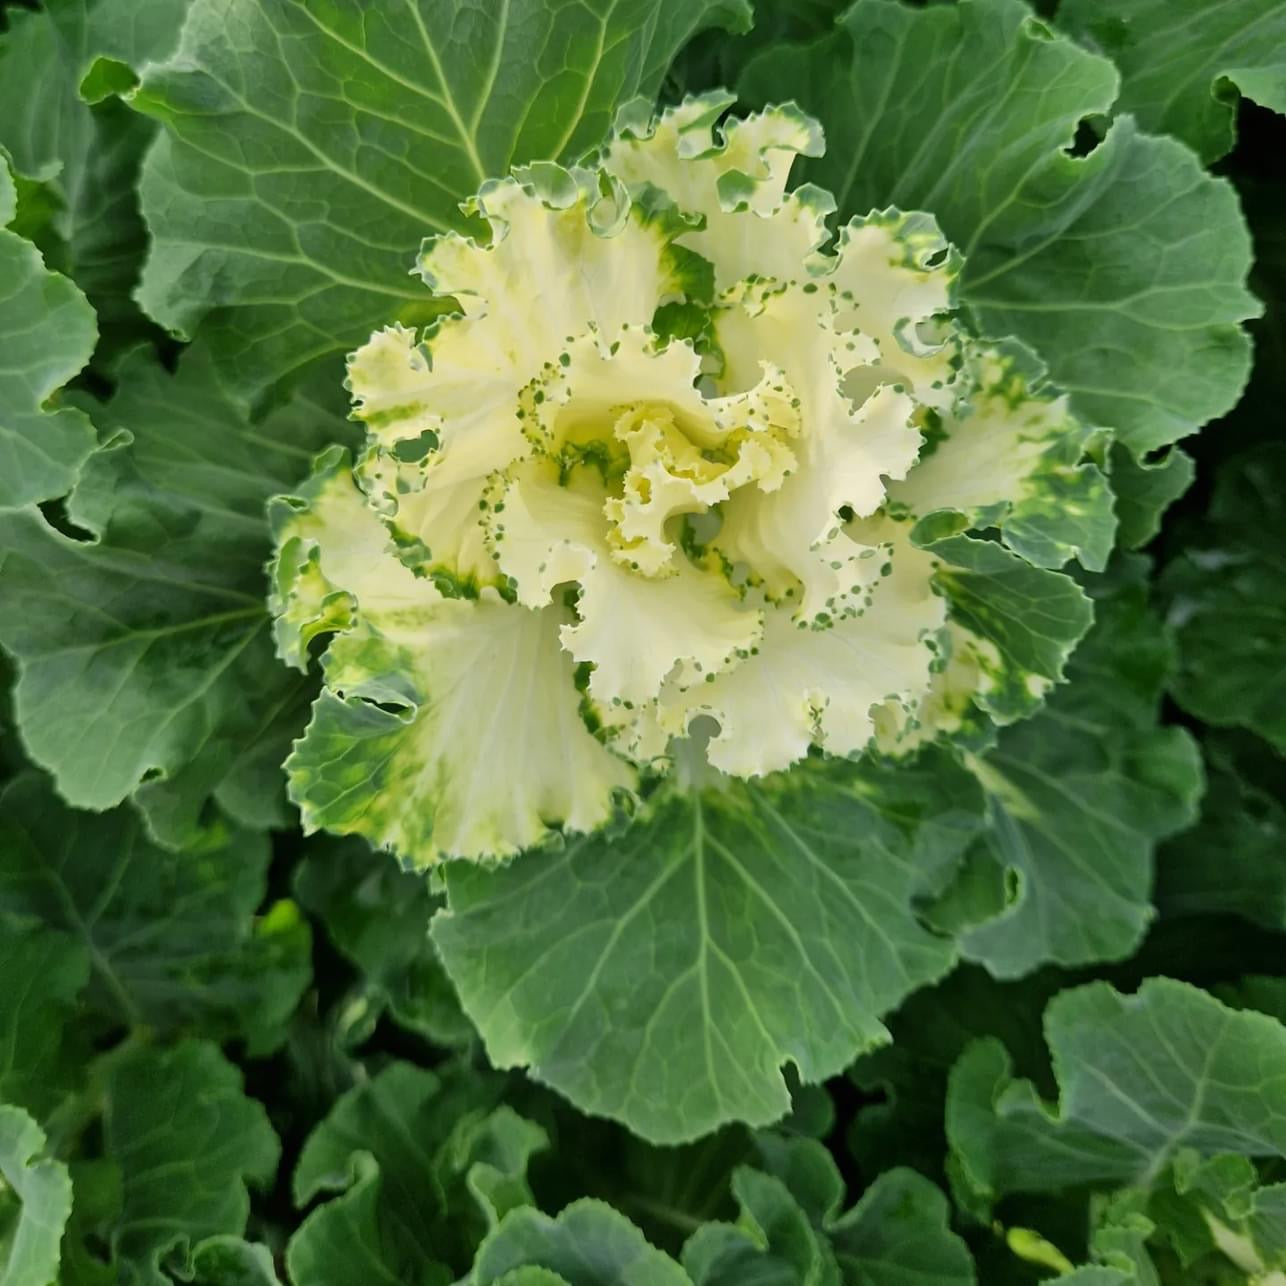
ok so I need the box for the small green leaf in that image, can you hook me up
[1162,445,1286,754]
[0,919,89,1120]
[918,525,1093,723]
[954,561,1203,975]
[1148,1152,1286,1279]
[473,1201,689,1286]
[827,1168,975,1286]
[0,773,310,1050]
[1155,732,1286,932]
[103,1041,279,1286]
[848,965,1060,1182]
[287,1063,546,1285]
[0,1105,72,1286]
[294,836,473,1048]
[0,0,190,361]
[1108,445,1195,551]
[947,979,1286,1212]
[181,1237,284,1286]
[683,1163,835,1284]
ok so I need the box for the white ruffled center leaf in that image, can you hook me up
[269,97,1101,864]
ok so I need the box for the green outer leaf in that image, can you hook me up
[103,1041,279,1286]
[0,1105,72,1286]
[288,1062,546,1283]
[955,560,1203,975]
[1049,1272,1132,1286]
[1162,444,1286,753]
[683,1164,835,1284]
[0,0,188,184]
[961,115,1257,454]
[286,1152,451,1286]
[473,1200,688,1286]
[827,1168,975,1286]
[0,155,97,509]
[1058,0,1286,162]
[0,499,291,836]
[848,965,1060,1180]
[948,978,1286,1210]
[1155,732,1286,932]
[0,344,348,843]
[294,837,473,1048]
[0,773,310,1051]
[0,920,89,1121]
[58,1157,121,1286]
[1108,444,1194,551]
[1146,1152,1286,1278]
[130,0,750,398]
[739,0,1260,455]
[435,752,982,1144]
[918,523,1093,723]
[182,1238,284,1285]
[0,0,190,362]
[685,1138,976,1285]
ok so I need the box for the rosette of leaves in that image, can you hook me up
[271,93,1107,864]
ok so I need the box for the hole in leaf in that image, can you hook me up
[393,429,439,462]
[38,496,95,542]
[1068,117,1105,157]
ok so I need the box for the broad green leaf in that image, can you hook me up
[0,343,349,845]
[953,560,1203,976]
[947,978,1286,1211]
[1107,445,1194,552]
[0,918,88,1120]
[294,837,473,1048]
[0,1105,72,1286]
[1155,733,1286,932]
[0,154,97,509]
[0,773,310,1050]
[472,1201,689,1286]
[131,0,751,399]
[103,1041,279,1286]
[287,1062,546,1285]
[434,752,983,1144]
[1162,445,1286,754]
[1058,0,1286,162]
[739,0,1260,456]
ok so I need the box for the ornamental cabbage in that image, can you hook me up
[271,91,1107,865]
